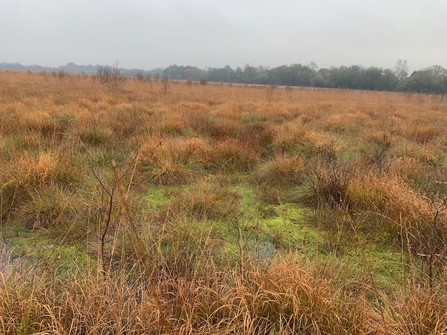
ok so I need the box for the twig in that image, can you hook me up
[112,160,170,332]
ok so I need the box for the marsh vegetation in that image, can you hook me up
[1,71,447,334]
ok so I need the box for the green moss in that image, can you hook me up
[2,224,95,277]
[261,204,323,255]
[145,184,171,210]
[230,183,324,260]
[234,182,259,220]
[356,244,417,289]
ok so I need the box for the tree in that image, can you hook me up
[400,65,447,94]
[393,59,409,81]
[235,67,244,83]
[298,65,314,86]
[224,65,236,83]
[428,65,447,76]
[379,69,399,91]
[243,64,258,84]
[310,73,325,87]
[365,67,383,90]
[309,61,318,71]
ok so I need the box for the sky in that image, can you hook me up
[1,0,446,72]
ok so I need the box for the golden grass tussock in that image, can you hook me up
[186,111,240,139]
[14,151,58,186]
[166,176,241,221]
[399,119,441,144]
[0,152,58,212]
[141,150,194,186]
[393,140,444,166]
[206,138,259,172]
[272,120,333,157]
[253,154,307,187]
[14,187,80,229]
[1,71,447,333]
[320,111,372,134]
[349,173,420,217]
[137,137,204,185]
[0,150,83,227]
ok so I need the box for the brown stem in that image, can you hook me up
[111,160,170,333]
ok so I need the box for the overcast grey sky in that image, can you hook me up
[1,0,446,71]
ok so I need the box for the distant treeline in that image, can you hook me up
[2,60,447,94]
[157,61,447,95]
[0,61,154,77]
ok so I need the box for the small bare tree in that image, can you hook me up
[161,76,169,94]
[265,83,277,107]
[135,71,144,81]
[96,62,126,90]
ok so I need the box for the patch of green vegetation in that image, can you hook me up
[0,175,410,290]
[145,184,172,210]
[230,182,325,261]
[332,243,420,292]
[261,204,323,255]
[234,182,259,220]
[4,132,41,153]
[362,245,409,286]
[1,224,95,277]
[236,185,418,289]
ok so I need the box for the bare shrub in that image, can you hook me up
[135,71,144,81]
[57,69,67,80]
[405,171,447,285]
[161,76,169,94]
[96,65,126,90]
[362,131,393,173]
[265,83,277,106]
[292,142,354,210]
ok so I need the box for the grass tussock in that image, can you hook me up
[165,177,241,221]
[0,150,82,220]
[137,138,199,186]
[253,154,307,187]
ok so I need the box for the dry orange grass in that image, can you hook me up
[1,71,447,333]
[2,254,447,334]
